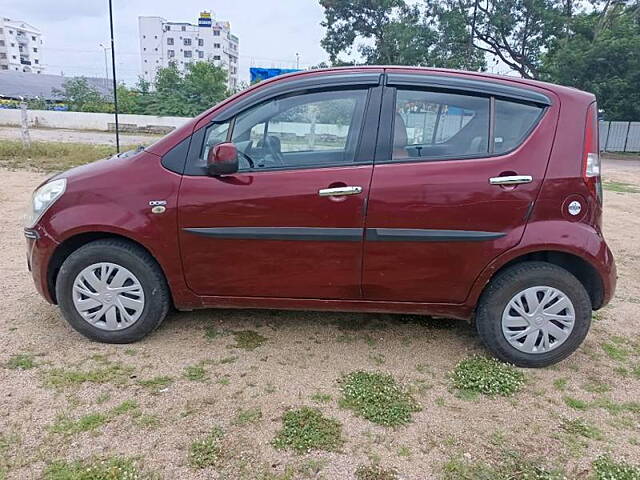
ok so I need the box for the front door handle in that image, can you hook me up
[489,175,533,186]
[318,186,363,197]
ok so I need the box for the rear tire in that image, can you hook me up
[476,261,591,367]
[56,239,170,343]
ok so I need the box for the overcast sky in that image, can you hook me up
[3,0,331,85]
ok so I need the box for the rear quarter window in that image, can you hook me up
[494,99,544,154]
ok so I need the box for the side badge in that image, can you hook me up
[149,200,167,214]
[568,200,582,216]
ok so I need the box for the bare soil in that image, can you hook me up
[1,157,639,479]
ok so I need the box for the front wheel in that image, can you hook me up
[476,262,592,367]
[55,239,170,343]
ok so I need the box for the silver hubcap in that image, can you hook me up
[72,262,145,331]
[501,286,575,354]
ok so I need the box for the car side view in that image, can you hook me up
[24,66,616,367]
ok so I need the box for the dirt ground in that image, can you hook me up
[1,157,639,479]
[0,126,161,146]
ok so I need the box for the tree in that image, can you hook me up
[53,77,110,112]
[459,0,566,79]
[319,0,485,69]
[542,2,640,119]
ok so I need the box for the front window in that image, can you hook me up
[200,89,368,172]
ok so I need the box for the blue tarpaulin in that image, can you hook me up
[250,68,301,84]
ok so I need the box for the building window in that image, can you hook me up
[214,43,220,48]
[181,26,186,31]
[213,30,220,36]
[0,40,4,46]
[143,47,146,51]
[184,50,192,58]
[0,53,5,59]
[184,38,191,46]
[168,49,175,57]
[144,59,148,63]
[32,35,36,40]
[154,47,158,51]
[12,55,16,59]
[0,65,7,70]
[198,38,204,46]
[167,37,174,45]
[154,35,157,39]
[143,35,146,39]
[34,59,39,64]
[11,43,15,47]
[0,28,3,34]
[198,51,204,58]
[213,55,220,60]
[33,47,38,52]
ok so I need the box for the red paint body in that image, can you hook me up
[26,66,616,321]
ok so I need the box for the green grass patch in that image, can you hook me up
[560,418,603,440]
[442,452,567,480]
[183,364,207,381]
[601,342,630,361]
[339,371,420,426]
[231,330,268,350]
[355,464,399,480]
[602,181,640,193]
[310,392,332,404]
[450,356,525,397]
[0,140,139,173]
[592,398,640,415]
[593,455,640,479]
[49,413,109,435]
[43,362,134,388]
[6,353,36,370]
[137,375,173,392]
[564,396,589,410]
[111,400,138,415]
[633,365,640,379]
[582,378,611,394]
[233,407,262,426]
[553,378,568,391]
[272,407,344,454]
[43,456,154,480]
[189,428,224,468]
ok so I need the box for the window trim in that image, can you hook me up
[179,84,382,176]
[376,85,548,165]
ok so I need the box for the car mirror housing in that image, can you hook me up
[207,142,239,176]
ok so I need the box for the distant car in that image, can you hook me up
[24,66,616,367]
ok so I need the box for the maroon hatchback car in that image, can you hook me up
[25,66,616,367]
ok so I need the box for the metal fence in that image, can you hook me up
[599,121,640,152]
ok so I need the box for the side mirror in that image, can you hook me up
[207,142,239,176]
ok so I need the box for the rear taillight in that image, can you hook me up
[583,102,602,204]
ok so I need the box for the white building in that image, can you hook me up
[0,17,44,74]
[138,11,239,91]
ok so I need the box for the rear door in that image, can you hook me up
[178,83,382,299]
[362,74,559,303]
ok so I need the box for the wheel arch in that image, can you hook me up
[47,231,173,305]
[473,250,604,312]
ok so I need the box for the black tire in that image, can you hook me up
[55,239,170,343]
[476,261,592,368]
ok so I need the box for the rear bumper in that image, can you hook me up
[597,242,616,309]
[25,226,59,304]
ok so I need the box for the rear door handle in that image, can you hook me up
[318,186,363,197]
[489,175,533,185]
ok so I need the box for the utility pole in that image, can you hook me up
[296,52,300,69]
[99,43,110,89]
[108,0,120,153]
[19,97,31,148]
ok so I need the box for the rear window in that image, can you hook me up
[393,90,490,160]
[494,99,544,154]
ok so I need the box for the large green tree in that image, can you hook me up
[319,0,485,69]
[542,2,640,119]
[53,77,111,112]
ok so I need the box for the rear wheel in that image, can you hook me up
[56,239,170,343]
[476,262,592,367]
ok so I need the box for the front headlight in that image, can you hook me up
[24,178,67,228]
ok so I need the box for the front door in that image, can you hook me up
[363,81,558,303]
[178,86,379,299]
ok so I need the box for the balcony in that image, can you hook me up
[20,58,31,65]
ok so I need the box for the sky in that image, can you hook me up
[3,0,331,85]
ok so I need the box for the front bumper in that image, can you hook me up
[25,226,59,304]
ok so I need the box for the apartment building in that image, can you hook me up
[139,11,239,90]
[0,17,44,74]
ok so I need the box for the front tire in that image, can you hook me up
[55,239,170,343]
[476,262,592,367]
